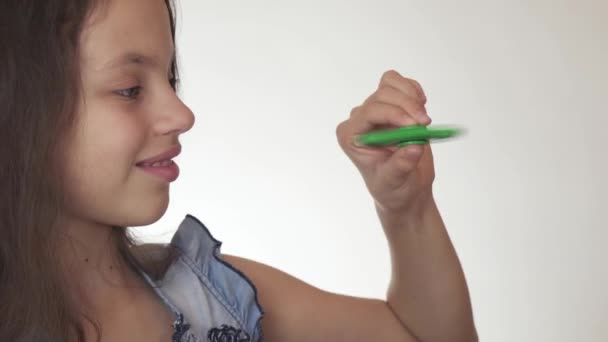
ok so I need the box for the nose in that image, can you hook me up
[153,90,195,136]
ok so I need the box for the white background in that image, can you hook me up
[132,1,608,341]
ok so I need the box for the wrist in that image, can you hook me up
[375,192,438,233]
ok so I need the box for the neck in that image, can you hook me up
[57,215,143,313]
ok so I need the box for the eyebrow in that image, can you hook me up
[101,51,174,71]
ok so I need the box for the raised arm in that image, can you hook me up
[224,70,477,342]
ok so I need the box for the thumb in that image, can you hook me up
[376,144,424,186]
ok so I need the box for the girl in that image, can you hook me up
[0,0,477,341]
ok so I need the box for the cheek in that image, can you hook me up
[79,113,144,181]
[62,111,147,218]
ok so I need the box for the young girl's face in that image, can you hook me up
[63,0,195,227]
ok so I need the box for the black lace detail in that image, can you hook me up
[207,325,251,342]
[172,313,192,342]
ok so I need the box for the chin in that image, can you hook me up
[122,193,170,227]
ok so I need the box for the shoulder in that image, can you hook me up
[150,215,264,342]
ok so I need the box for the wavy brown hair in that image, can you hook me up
[0,0,179,340]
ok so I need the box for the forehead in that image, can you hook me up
[80,0,174,70]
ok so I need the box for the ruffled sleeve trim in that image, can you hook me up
[170,214,264,341]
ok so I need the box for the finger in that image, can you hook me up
[336,118,398,158]
[408,78,427,104]
[370,86,431,125]
[350,102,417,135]
[376,144,424,186]
[379,70,427,105]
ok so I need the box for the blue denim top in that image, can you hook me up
[135,215,264,342]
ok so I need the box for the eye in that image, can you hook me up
[114,86,142,99]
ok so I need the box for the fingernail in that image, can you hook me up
[417,112,431,123]
[353,135,364,147]
[405,145,423,160]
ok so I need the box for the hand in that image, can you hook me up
[336,70,436,215]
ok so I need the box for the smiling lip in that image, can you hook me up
[137,145,181,165]
[136,145,181,182]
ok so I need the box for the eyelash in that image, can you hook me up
[169,77,178,90]
[115,77,178,100]
[115,86,142,99]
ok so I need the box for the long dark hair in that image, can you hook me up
[0,0,179,340]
